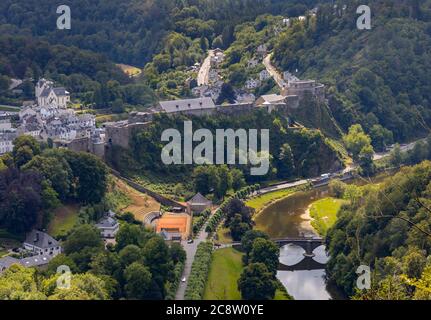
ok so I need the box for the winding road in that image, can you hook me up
[263,53,286,88]
[197,50,214,86]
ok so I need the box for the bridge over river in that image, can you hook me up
[221,237,327,272]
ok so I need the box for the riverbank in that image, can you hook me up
[308,198,348,236]
[247,184,310,217]
[204,247,292,300]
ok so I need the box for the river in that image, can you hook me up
[254,175,389,300]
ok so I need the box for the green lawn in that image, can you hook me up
[309,198,347,236]
[204,248,291,300]
[48,204,80,237]
[204,248,243,300]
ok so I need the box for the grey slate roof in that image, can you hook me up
[96,216,119,229]
[19,255,52,267]
[159,97,215,113]
[53,87,69,96]
[24,230,59,249]
[188,193,212,205]
[0,256,20,269]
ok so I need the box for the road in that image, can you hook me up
[175,210,214,300]
[373,139,423,161]
[263,53,286,89]
[259,138,424,195]
[197,50,214,86]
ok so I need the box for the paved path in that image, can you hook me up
[175,209,216,300]
[263,53,286,88]
[197,50,214,86]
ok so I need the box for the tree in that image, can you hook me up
[0,169,43,233]
[123,262,152,300]
[370,125,393,152]
[277,143,295,179]
[216,83,236,105]
[389,144,403,167]
[328,179,347,198]
[358,144,375,176]
[214,165,232,199]
[241,230,269,264]
[231,169,246,191]
[44,273,109,300]
[63,151,107,204]
[63,225,104,271]
[238,263,276,300]
[119,245,143,267]
[169,242,186,264]
[249,238,280,276]
[343,124,373,162]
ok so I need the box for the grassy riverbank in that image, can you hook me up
[203,248,291,300]
[309,198,347,236]
[246,185,308,212]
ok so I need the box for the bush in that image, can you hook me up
[165,262,184,300]
[184,242,213,300]
[192,209,211,235]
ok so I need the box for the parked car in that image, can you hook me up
[181,277,186,282]
[187,239,194,244]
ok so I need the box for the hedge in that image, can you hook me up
[184,242,213,300]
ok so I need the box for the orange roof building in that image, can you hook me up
[156,214,191,240]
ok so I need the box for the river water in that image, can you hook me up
[255,187,335,300]
[254,175,388,300]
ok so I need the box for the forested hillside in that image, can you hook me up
[326,161,431,299]
[0,0,321,66]
[273,0,431,141]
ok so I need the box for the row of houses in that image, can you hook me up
[0,211,120,274]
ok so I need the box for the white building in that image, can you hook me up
[0,131,16,155]
[245,79,261,90]
[260,69,271,81]
[35,78,70,108]
[247,58,259,69]
[23,230,62,257]
[96,211,120,239]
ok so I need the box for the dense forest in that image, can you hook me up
[0,0,322,66]
[273,0,431,141]
[326,160,431,299]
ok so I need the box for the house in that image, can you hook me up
[255,94,287,113]
[245,79,261,90]
[282,18,291,27]
[0,255,54,274]
[0,256,19,274]
[283,71,299,83]
[259,69,271,81]
[256,44,268,57]
[158,97,216,116]
[159,230,182,242]
[0,131,17,155]
[23,230,62,257]
[96,212,120,239]
[187,193,212,215]
[156,213,191,241]
[35,78,70,108]
[247,58,259,69]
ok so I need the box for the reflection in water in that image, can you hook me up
[277,270,331,300]
[277,244,331,300]
[255,187,329,238]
